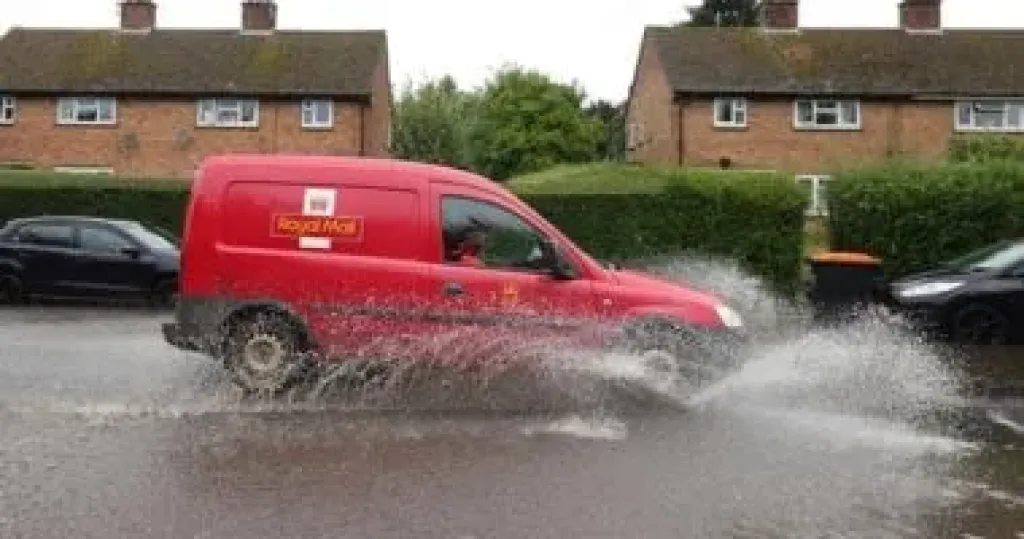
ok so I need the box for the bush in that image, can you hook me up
[828,161,1024,278]
[949,134,1024,163]
[0,171,191,235]
[0,163,809,293]
[509,164,808,293]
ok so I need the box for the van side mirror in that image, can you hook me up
[539,239,576,280]
[121,247,142,259]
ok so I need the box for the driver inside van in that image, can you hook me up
[444,219,490,268]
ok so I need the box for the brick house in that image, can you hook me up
[625,0,1024,180]
[0,0,391,179]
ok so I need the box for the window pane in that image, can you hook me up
[840,101,858,125]
[302,108,315,125]
[716,100,734,123]
[815,110,838,125]
[17,224,74,247]
[733,108,746,125]
[440,196,547,271]
[58,100,75,121]
[975,110,1004,128]
[817,100,838,110]
[241,101,257,122]
[98,99,114,121]
[957,103,973,127]
[79,227,132,254]
[315,101,331,123]
[796,101,813,123]
[1008,102,1023,128]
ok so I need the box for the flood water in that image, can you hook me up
[1,258,1023,538]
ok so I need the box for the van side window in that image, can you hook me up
[441,195,549,272]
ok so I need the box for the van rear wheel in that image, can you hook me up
[223,311,310,395]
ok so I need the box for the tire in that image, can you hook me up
[223,310,312,395]
[148,278,178,309]
[0,274,24,305]
[951,303,1011,345]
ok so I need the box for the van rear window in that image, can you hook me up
[219,182,423,260]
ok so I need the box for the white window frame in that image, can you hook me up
[56,97,117,126]
[301,99,334,129]
[713,98,748,128]
[196,98,260,128]
[793,99,861,131]
[0,96,15,125]
[954,99,1024,133]
[796,174,832,217]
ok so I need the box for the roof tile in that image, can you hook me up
[0,27,386,96]
[647,26,1024,96]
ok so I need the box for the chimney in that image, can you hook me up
[761,0,799,30]
[119,0,156,32]
[899,0,941,32]
[242,0,278,33]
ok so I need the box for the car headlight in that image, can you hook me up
[714,303,744,328]
[897,281,964,298]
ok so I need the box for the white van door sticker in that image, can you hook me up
[299,188,337,250]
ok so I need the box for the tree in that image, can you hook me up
[389,75,476,169]
[586,99,627,162]
[465,65,603,182]
[683,0,761,27]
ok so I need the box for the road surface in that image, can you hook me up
[0,305,1022,538]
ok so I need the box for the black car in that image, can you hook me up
[0,215,180,307]
[879,238,1024,345]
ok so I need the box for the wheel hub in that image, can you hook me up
[243,334,286,374]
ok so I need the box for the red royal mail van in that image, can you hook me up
[162,155,747,394]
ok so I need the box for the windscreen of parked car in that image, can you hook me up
[943,239,1024,273]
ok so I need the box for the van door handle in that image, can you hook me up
[442,282,465,296]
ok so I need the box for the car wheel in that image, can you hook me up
[951,303,1011,345]
[0,275,24,305]
[148,278,178,309]
[223,311,311,395]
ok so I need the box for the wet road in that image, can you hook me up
[1,305,1023,538]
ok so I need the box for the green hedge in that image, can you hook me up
[0,171,191,235]
[509,164,808,293]
[828,161,1024,277]
[0,163,809,293]
[949,134,1024,163]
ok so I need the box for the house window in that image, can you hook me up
[955,100,1024,132]
[714,98,747,128]
[301,99,333,129]
[794,99,860,130]
[57,97,116,126]
[0,96,14,124]
[196,98,259,128]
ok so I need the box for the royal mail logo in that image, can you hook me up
[272,214,363,240]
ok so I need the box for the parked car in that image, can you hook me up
[879,238,1024,345]
[0,215,180,307]
[162,154,747,395]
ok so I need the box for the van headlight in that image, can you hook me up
[897,281,963,299]
[714,303,743,328]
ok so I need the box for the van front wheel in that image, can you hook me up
[223,311,309,395]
